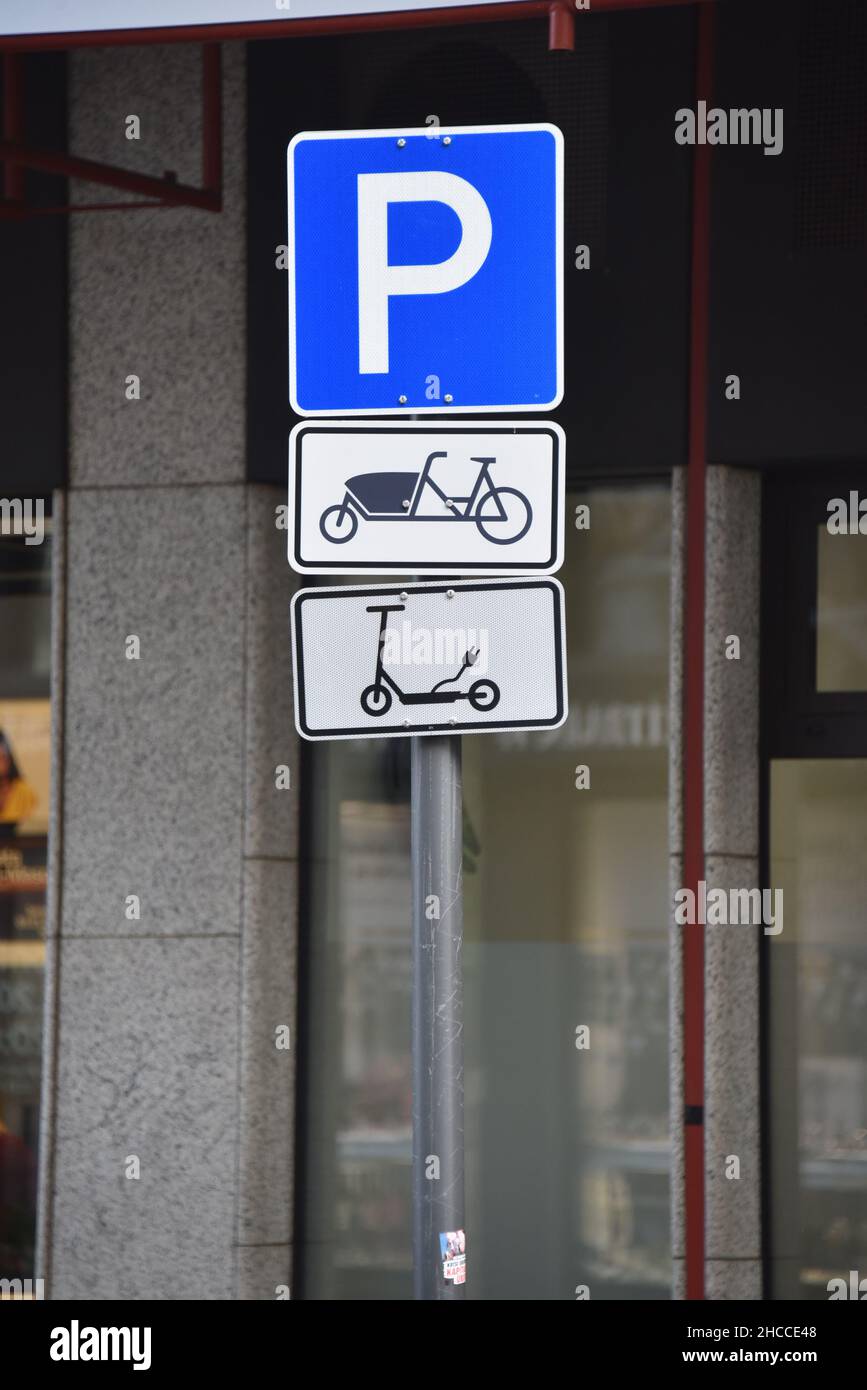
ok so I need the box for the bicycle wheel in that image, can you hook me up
[474,488,532,545]
[319,502,358,544]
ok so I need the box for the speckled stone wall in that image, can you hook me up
[37,44,300,1300]
[669,465,762,1300]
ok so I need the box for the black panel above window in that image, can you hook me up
[708,0,867,467]
[0,54,68,495]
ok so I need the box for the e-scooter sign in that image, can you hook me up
[290,578,567,741]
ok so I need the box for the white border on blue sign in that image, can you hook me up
[287,123,564,418]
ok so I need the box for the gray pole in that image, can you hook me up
[411,733,465,1300]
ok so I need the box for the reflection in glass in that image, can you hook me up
[300,740,412,1300]
[298,486,671,1299]
[463,486,671,1300]
[817,526,867,691]
[769,760,867,1299]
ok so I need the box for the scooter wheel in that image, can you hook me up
[320,503,358,544]
[468,679,500,711]
[361,684,393,716]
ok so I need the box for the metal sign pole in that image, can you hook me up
[411,733,465,1300]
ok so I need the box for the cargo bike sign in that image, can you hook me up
[288,421,564,576]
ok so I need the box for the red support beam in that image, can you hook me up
[683,0,715,1303]
[0,43,221,217]
[0,137,220,209]
[202,44,222,201]
[0,199,185,218]
[548,2,576,52]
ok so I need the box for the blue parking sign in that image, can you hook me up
[287,124,563,416]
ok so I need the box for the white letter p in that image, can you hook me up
[357,171,492,375]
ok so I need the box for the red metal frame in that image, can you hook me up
[0,44,222,217]
[0,0,708,217]
[0,0,703,52]
[683,0,715,1302]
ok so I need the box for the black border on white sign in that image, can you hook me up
[289,422,564,575]
[291,577,567,740]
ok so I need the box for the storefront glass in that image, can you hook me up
[816,527,867,692]
[768,759,867,1299]
[0,521,51,1287]
[297,484,671,1299]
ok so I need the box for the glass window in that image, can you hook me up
[768,759,867,1299]
[816,526,867,691]
[462,485,671,1300]
[297,484,671,1299]
[299,737,412,1301]
[0,518,52,1290]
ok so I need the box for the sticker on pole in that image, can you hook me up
[440,1231,466,1286]
[288,421,565,576]
[291,578,567,741]
[288,124,563,415]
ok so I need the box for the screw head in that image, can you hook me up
[400,591,408,601]
[398,394,408,404]
[402,499,410,509]
[449,718,457,725]
[446,499,454,509]
[443,393,453,404]
[446,589,455,599]
[397,138,406,148]
[443,136,452,146]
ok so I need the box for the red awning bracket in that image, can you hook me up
[0,43,221,218]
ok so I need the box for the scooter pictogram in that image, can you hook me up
[320,452,532,546]
[359,604,501,718]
